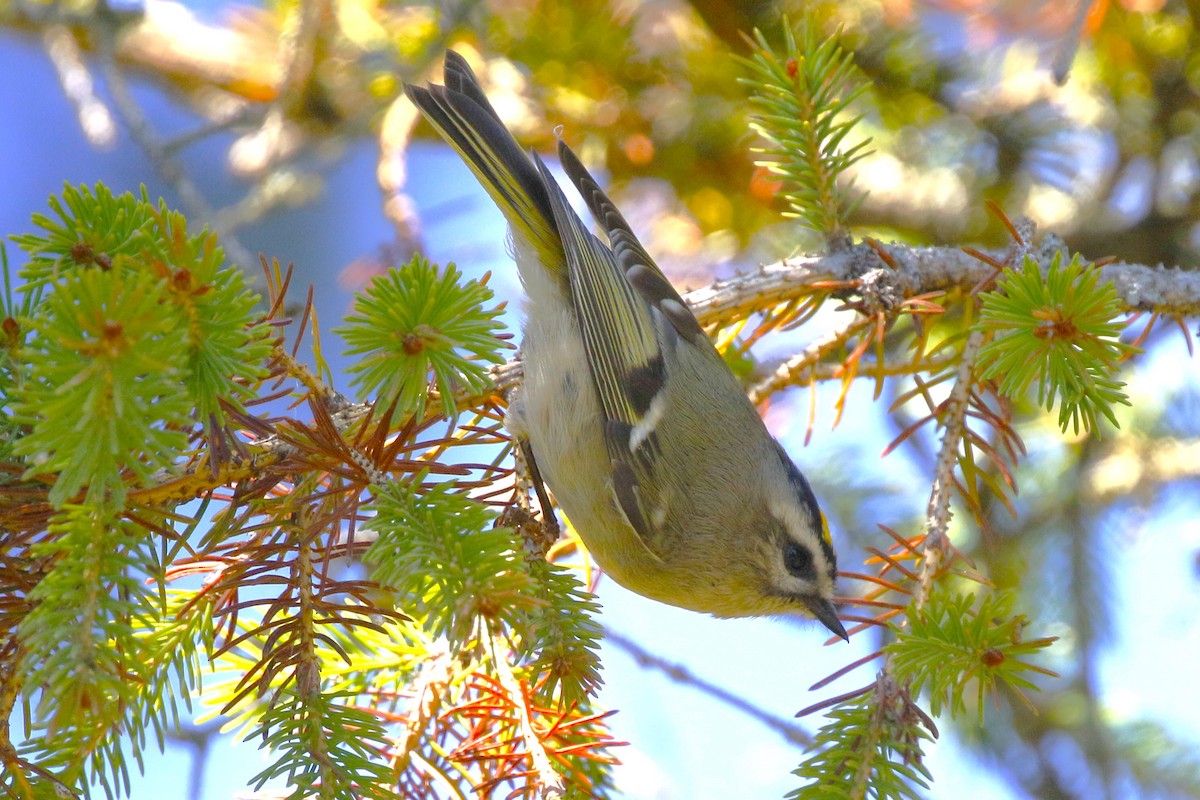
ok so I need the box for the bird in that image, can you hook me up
[405,51,845,639]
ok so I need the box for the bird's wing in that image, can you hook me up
[533,144,711,554]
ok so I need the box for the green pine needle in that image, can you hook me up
[12,183,156,289]
[14,266,193,508]
[248,689,394,799]
[789,686,933,799]
[365,477,538,645]
[739,15,872,238]
[365,477,603,703]
[9,183,272,508]
[519,556,605,704]
[885,588,1058,722]
[977,253,1135,436]
[141,202,271,419]
[17,507,156,795]
[337,255,507,420]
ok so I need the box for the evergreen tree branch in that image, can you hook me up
[739,18,871,243]
[914,328,984,610]
[789,329,984,797]
[747,314,869,405]
[487,629,565,800]
[686,238,1200,327]
[749,353,961,408]
[48,225,1189,540]
[790,226,1065,796]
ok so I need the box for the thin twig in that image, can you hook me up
[377,84,424,253]
[42,24,116,148]
[93,19,257,273]
[162,105,265,155]
[603,628,813,747]
[748,315,866,405]
[750,344,960,413]
[913,328,984,611]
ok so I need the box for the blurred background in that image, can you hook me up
[2,0,1199,797]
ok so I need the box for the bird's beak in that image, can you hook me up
[804,596,848,641]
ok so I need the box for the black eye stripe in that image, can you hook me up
[773,442,819,522]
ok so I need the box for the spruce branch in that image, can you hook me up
[246,688,395,799]
[885,589,1058,720]
[977,253,1135,436]
[15,506,158,795]
[915,328,984,610]
[449,671,620,799]
[6,223,1186,541]
[14,265,193,509]
[791,228,1063,797]
[683,239,1200,327]
[3,181,616,796]
[8,183,272,511]
[739,16,872,242]
[788,329,987,798]
[789,672,933,799]
[487,628,566,800]
[364,478,538,647]
[336,256,509,420]
[748,313,870,408]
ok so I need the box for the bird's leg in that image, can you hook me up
[519,436,560,543]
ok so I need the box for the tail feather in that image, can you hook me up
[404,52,563,274]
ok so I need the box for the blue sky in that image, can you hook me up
[3,11,1199,799]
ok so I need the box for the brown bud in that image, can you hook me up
[2,317,20,344]
[402,332,425,354]
[71,241,95,265]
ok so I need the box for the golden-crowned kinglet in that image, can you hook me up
[406,52,846,638]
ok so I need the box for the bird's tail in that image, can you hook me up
[404,51,564,275]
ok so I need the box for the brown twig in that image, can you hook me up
[913,328,984,611]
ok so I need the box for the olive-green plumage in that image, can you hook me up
[405,52,845,636]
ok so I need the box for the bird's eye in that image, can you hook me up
[783,542,814,579]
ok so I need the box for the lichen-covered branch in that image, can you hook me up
[687,238,1200,325]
